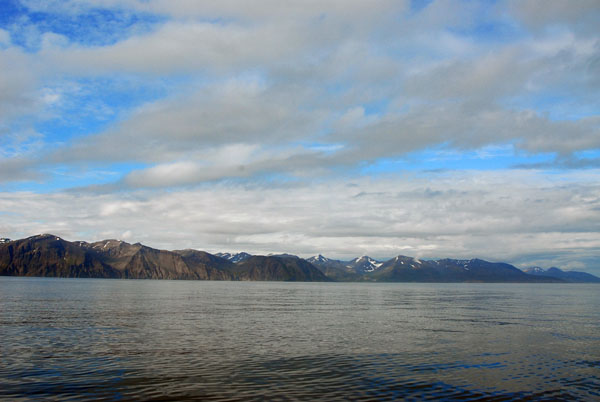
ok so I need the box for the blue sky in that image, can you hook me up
[0,0,599,273]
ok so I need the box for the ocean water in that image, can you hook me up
[0,278,598,401]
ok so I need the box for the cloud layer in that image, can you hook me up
[1,170,599,273]
[0,0,598,272]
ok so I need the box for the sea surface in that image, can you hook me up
[0,277,599,401]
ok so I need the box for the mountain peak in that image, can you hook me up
[308,254,329,263]
[91,239,132,251]
[348,255,383,273]
[29,234,62,241]
[268,253,299,258]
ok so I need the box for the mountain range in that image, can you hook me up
[524,266,600,283]
[1,234,597,283]
[0,235,328,281]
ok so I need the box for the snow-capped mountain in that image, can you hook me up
[215,252,252,263]
[307,254,332,264]
[347,255,383,273]
[308,254,384,276]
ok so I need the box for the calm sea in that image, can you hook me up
[0,277,598,401]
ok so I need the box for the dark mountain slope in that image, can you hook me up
[85,240,231,280]
[306,255,362,281]
[0,235,330,281]
[173,249,233,280]
[0,234,119,278]
[371,256,562,283]
[225,255,331,281]
[0,235,232,280]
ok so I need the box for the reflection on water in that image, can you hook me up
[1,278,599,400]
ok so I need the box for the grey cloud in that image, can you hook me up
[44,21,306,75]
[37,10,597,185]
[404,34,600,102]
[508,0,600,33]
[0,157,44,182]
[39,4,404,77]
[516,115,600,155]
[330,103,599,164]
[404,47,535,102]
[0,48,40,122]
[514,156,600,170]
[50,81,323,165]
[119,147,337,189]
[45,96,599,188]
[22,0,406,23]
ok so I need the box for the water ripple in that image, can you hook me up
[1,278,599,401]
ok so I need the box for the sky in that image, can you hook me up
[0,0,599,273]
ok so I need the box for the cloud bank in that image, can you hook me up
[1,170,599,273]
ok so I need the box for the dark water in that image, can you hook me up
[1,278,599,401]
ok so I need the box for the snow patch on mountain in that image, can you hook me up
[216,252,252,263]
[349,255,383,273]
[308,254,330,264]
